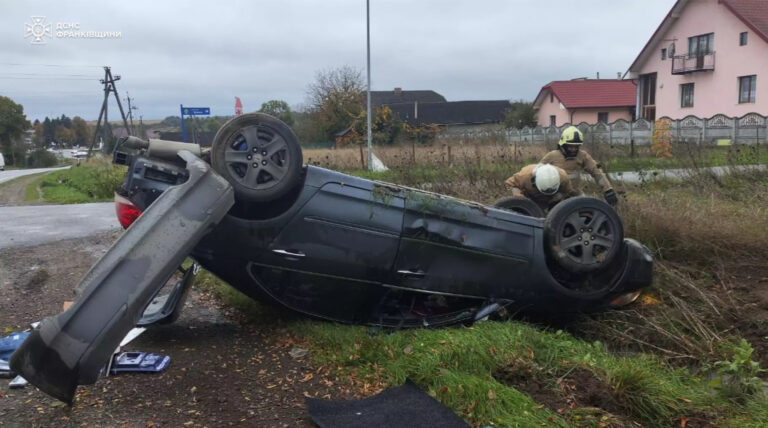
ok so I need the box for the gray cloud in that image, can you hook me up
[0,0,674,121]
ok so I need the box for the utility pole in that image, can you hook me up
[366,0,373,171]
[125,92,138,135]
[88,66,131,157]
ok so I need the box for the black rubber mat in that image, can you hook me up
[306,379,468,428]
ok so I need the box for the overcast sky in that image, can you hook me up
[1,0,675,122]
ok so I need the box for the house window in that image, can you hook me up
[681,83,694,107]
[597,112,609,123]
[688,33,714,55]
[739,75,756,103]
[550,93,554,103]
[661,48,667,60]
[550,115,556,126]
[740,32,748,46]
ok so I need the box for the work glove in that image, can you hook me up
[604,189,618,207]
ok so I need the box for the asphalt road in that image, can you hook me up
[0,202,120,249]
[0,166,70,185]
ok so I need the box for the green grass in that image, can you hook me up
[604,145,768,172]
[37,159,125,204]
[196,271,768,427]
[24,174,45,202]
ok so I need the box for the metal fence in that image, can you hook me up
[437,112,767,146]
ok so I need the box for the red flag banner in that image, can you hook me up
[235,97,243,116]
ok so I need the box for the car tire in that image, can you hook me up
[544,197,623,274]
[211,113,303,203]
[492,196,545,218]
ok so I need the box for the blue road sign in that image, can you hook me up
[182,107,210,116]
[180,104,211,142]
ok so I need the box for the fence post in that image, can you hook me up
[359,143,365,169]
[448,145,452,165]
[411,140,416,164]
[514,141,518,164]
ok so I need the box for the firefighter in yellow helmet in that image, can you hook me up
[505,163,580,212]
[540,126,618,206]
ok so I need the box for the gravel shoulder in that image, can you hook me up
[0,174,42,206]
[0,232,350,427]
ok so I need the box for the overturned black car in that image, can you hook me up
[11,113,652,403]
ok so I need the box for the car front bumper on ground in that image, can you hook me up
[10,151,234,403]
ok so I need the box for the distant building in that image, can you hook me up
[373,87,509,134]
[625,0,768,120]
[533,79,637,126]
[370,88,447,106]
[387,100,510,132]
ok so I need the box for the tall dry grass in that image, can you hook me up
[579,170,768,365]
[304,141,549,172]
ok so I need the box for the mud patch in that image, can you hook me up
[0,231,354,427]
[494,359,631,427]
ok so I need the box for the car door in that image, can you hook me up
[393,189,536,300]
[248,181,405,323]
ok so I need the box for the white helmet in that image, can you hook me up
[532,164,560,195]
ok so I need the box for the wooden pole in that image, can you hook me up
[359,143,365,169]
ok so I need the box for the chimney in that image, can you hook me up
[394,87,402,95]
[596,72,600,79]
[617,72,622,79]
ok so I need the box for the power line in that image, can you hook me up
[0,72,97,78]
[0,76,97,81]
[0,62,103,68]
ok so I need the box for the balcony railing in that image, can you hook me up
[671,52,716,74]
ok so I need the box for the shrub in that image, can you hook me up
[26,149,58,168]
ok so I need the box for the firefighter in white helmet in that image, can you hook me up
[504,163,579,212]
[540,126,618,206]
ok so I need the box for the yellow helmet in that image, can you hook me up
[559,126,584,146]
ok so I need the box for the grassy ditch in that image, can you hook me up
[31,157,125,204]
[197,270,768,427]
[195,168,768,427]
[575,170,768,366]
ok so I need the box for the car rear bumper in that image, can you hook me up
[10,151,234,403]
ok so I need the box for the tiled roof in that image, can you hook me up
[371,90,446,106]
[387,100,510,126]
[628,0,768,74]
[534,80,637,109]
[721,0,768,43]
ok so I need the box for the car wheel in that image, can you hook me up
[544,197,623,274]
[492,196,545,218]
[211,113,303,203]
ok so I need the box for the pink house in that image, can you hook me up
[532,79,637,127]
[626,0,768,120]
